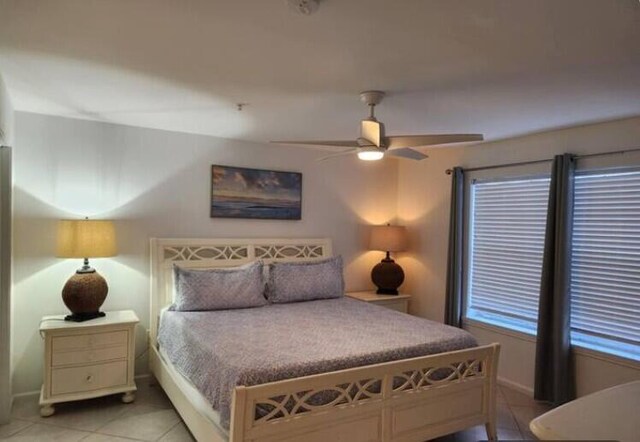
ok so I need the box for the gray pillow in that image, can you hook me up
[172,261,267,311]
[266,256,344,304]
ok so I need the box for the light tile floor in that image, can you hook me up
[432,385,552,442]
[1,379,551,441]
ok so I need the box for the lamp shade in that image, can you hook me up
[369,225,407,252]
[56,219,117,258]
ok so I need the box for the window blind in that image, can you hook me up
[467,177,550,330]
[571,170,640,355]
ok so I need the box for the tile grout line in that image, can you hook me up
[6,385,176,440]
[13,404,132,435]
[9,401,152,436]
[92,402,169,435]
[10,419,93,434]
[512,407,530,437]
[504,402,526,440]
[0,420,35,439]
[1,420,91,441]
[497,385,537,439]
[91,403,142,434]
[505,398,551,437]
[91,402,181,441]
[495,389,524,438]
[85,430,148,442]
[154,420,182,442]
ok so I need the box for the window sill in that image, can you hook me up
[463,318,536,343]
[463,318,640,371]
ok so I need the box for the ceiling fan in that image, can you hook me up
[272,91,483,161]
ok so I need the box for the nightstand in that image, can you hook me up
[346,291,411,313]
[39,310,139,417]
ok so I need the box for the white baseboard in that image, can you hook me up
[134,373,152,382]
[11,389,39,401]
[498,376,534,397]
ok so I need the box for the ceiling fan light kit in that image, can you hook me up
[271,90,483,162]
[357,147,384,161]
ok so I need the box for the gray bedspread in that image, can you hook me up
[158,297,477,429]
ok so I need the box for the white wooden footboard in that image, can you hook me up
[230,343,500,442]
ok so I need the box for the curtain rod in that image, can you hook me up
[444,146,640,175]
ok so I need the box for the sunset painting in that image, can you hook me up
[211,165,302,220]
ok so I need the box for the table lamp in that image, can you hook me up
[369,224,407,295]
[56,218,117,322]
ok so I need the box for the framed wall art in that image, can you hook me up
[211,165,302,220]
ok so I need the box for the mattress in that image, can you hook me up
[158,297,477,430]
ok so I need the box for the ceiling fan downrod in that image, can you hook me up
[360,90,385,121]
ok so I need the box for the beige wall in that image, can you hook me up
[397,116,640,396]
[11,111,640,397]
[11,112,398,395]
[0,75,12,145]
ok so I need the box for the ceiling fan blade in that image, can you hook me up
[316,149,358,162]
[386,134,484,149]
[271,140,358,148]
[360,120,384,147]
[386,147,429,161]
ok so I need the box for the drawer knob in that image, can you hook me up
[86,374,93,383]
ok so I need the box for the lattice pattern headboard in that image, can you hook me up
[149,238,333,344]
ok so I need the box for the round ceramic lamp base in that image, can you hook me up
[62,270,108,322]
[371,257,405,295]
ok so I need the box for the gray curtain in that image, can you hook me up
[534,153,576,405]
[445,167,464,327]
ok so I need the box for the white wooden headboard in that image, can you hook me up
[149,237,333,344]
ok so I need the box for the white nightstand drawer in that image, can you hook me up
[51,360,128,396]
[52,345,128,367]
[376,299,407,313]
[52,330,127,351]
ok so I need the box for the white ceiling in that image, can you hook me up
[1,0,639,145]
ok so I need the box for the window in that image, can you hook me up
[466,168,640,361]
[466,176,550,333]
[570,169,640,359]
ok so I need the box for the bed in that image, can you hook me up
[149,238,500,442]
